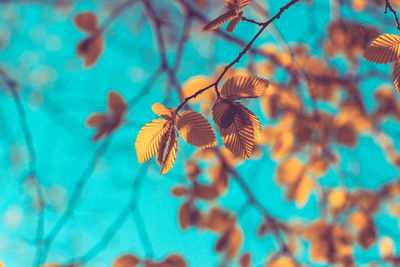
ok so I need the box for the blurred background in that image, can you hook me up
[1,0,400,266]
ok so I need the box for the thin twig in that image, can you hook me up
[175,0,303,112]
[385,0,400,31]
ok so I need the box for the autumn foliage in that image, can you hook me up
[4,0,400,266]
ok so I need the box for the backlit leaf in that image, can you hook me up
[152,103,172,120]
[213,100,256,158]
[277,158,304,184]
[393,61,400,95]
[160,127,178,175]
[379,236,394,258]
[135,119,168,163]
[225,0,252,10]
[328,188,347,214]
[113,254,140,267]
[176,110,216,148]
[221,76,269,100]
[267,257,298,267]
[202,10,237,32]
[226,16,240,33]
[74,12,98,32]
[364,34,400,63]
[294,175,312,207]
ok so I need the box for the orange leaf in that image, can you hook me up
[225,0,252,10]
[77,35,104,67]
[74,12,98,33]
[113,254,140,267]
[86,113,108,127]
[179,201,192,230]
[108,91,126,116]
[213,100,257,158]
[393,61,400,95]
[152,103,172,120]
[221,76,269,100]
[202,10,237,31]
[160,127,178,175]
[176,110,216,148]
[226,16,240,32]
[364,34,400,63]
[135,119,169,163]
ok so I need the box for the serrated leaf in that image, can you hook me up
[393,61,400,95]
[364,34,400,64]
[74,12,98,33]
[135,119,169,163]
[221,76,269,100]
[226,17,240,33]
[225,0,252,10]
[202,10,237,32]
[160,127,178,175]
[176,110,216,148]
[152,102,172,120]
[156,124,171,166]
[213,100,256,158]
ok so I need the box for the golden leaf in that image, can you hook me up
[176,110,216,148]
[74,12,98,33]
[267,257,298,267]
[294,175,312,207]
[328,188,347,214]
[277,158,304,184]
[226,16,240,33]
[213,100,257,158]
[152,103,172,120]
[393,61,400,95]
[304,220,353,264]
[135,119,168,163]
[225,0,252,10]
[277,158,312,207]
[113,254,140,267]
[202,10,237,32]
[221,76,269,100]
[181,75,212,103]
[364,34,400,63]
[160,127,178,175]
[349,211,376,249]
[307,156,328,175]
[215,227,243,259]
[156,123,172,166]
[379,236,394,258]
